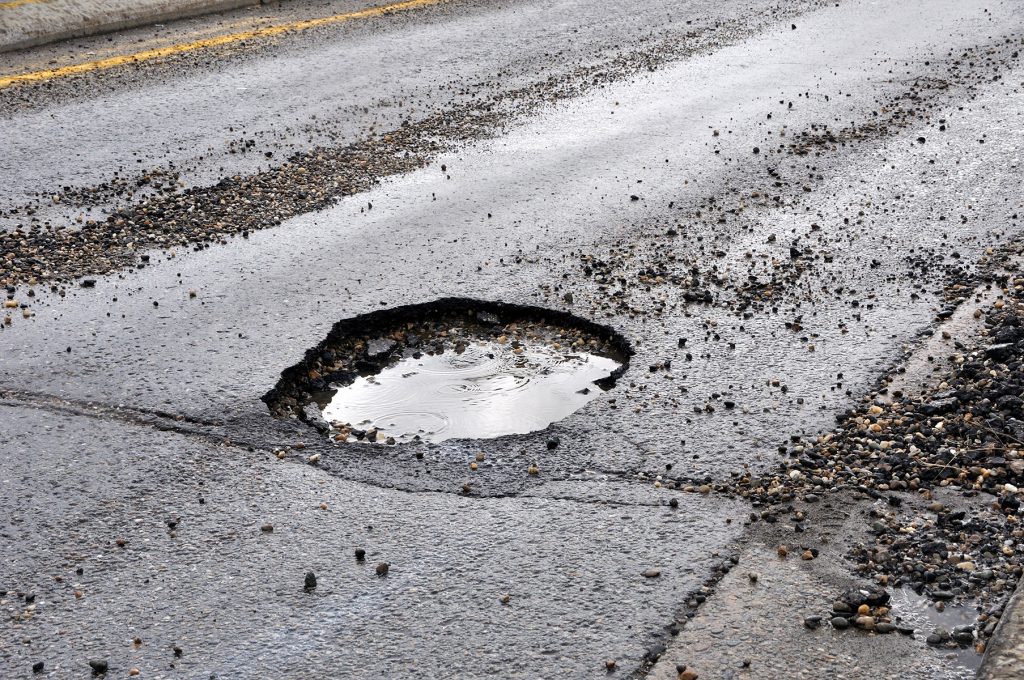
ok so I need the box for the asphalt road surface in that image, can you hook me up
[2,0,1024,677]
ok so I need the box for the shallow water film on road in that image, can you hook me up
[320,340,621,444]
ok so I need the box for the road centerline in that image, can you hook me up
[0,0,450,88]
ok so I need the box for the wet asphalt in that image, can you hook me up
[2,0,1024,677]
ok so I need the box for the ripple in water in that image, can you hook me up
[321,342,620,443]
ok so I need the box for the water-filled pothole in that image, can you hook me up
[264,298,631,444]
[890,588,982,675]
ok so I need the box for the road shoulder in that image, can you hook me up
[0,0,260,52]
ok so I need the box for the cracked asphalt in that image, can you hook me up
[2,0,1024,677]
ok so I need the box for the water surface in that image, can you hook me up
[322,340,620,443]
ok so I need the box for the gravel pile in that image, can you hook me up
[657,247,1024,649]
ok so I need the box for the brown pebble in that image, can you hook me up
[376,562,389,577]
[855,615,875,630]
[605,659,617,670]
[260,523,274,533]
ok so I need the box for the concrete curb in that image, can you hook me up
[0,0,266,53]
[978,579,1024,679]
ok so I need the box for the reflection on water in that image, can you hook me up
[321,341,621,443]
[890,588,981,677]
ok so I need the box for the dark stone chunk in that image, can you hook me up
[996,394,1023,412]
[920,396,958,416]
[994,326,1023,344]
[986,343,1014,361]
[302,403,330,433]
[366,338,397,358]
[838,585,890,609]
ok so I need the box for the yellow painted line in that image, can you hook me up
[0,0,447,88]
[8,17,260,74]
[0,0,49,9]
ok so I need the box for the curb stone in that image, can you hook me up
[979,578,1024,679]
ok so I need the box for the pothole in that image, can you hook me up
[264,298,631,444]
[890,588,983,676]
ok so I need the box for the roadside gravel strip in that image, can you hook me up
[683,241,1024,651]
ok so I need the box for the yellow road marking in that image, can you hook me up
[6,17,259,74]
[0,0,447,89]
[0,0,50,9]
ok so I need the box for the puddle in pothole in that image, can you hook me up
[318,340,620,444]
[890,588,983,676]
[264,299,632,444]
